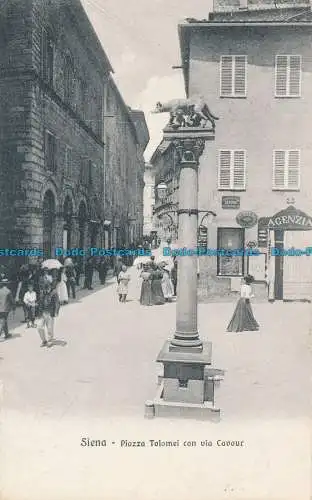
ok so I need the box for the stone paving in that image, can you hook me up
[0,266,311,500]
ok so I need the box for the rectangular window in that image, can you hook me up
[64,145,72,178]
[44,130,57,172]
[220,55,247,97]
[218,150,246,190]
[41,29,54,85]
[275,55,301,97]
[80,158,89,185]
[273,150,300,190]
[217,228,245,277]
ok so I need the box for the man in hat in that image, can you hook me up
[0,278,15,339]
[37,281,60,347]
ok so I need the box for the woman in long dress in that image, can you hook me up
[117,265,131,303]
[139,264,153,306]
[150,264,165,305]
[56,268,68,305]
[159,262,174,302]
[227,274,259,332]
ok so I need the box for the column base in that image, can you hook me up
[169,336,203,352]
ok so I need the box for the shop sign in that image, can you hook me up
[236,211,258,228]
[268,211,312,230]
[222,196,240,209]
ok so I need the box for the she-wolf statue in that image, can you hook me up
[153,96,219,129]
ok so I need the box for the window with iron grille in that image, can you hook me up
[220,55,247,97]
[44,130,57,172]
[272,150,300,190]
[275,55,301,98]
[218,150,246,190]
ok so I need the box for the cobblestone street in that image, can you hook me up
[0,267,311,500]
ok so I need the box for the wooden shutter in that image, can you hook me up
[273,150,286,188]
[233,150,246,189]
[220,56,233,96]
[275,56,288,97]
[218,150,231,188]
[275,55,301,97]
[234,56,247,96]
[287,150,300,188]
[289,56,301,97]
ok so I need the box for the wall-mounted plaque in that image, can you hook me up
[222,196,240,209]
[236,211,258,228]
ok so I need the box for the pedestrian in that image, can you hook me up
[139,263,153,306]
[226,274,259,332]
[159,262,174,302]
[98,257,108,285]
[23,282,37,328]
[83,257,94,290]
[56,267,68,305]
[171,258,178,296]
[37,282,60,347]
[150,263,165,305]
[0,278,15,339]
[17,264,33,323]
[117,264,131,303]
[114,256,123,283]
[64,261,76,299]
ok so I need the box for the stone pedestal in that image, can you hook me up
[145,127,224,420]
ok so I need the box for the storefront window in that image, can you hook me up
[217,228,244,276]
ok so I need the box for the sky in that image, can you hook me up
[81,0,213,159]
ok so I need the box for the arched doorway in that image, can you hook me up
[63,196,73,250]
[43,190,55,258]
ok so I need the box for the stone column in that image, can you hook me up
[168,136,207,352]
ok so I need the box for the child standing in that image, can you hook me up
[117,265,131,303]
[23,282,37,328]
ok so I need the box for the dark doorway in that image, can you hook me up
[63,196,73,250]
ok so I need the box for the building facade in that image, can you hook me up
[143,162,156,236]
[0,0,111,264]
[0,0,148,275]
[177,0,312,300]
[103,77,149,248]
[150,140,179,243]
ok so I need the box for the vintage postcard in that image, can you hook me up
[0,0,311,499]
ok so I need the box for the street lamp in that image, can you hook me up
[156,181,168,200]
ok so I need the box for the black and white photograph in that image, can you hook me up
[0,0,311,499]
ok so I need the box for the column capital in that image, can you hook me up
[163,128,215,167]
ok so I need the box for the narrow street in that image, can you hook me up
[0,266,311,500]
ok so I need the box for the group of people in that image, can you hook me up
[112,255,178,306]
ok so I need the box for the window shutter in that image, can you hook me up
[218,150,231,188]
[275,56,288,97]
[234,56,246,96]
[273,150,286,188]
[275,55,301,97]
[287,150,300,188]
[289,56,301,97]
[220,56,233,96]
[233,150,246,189]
